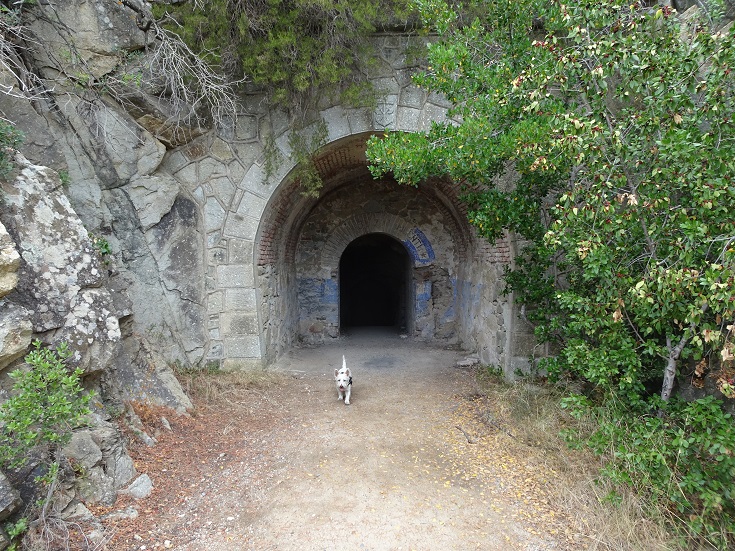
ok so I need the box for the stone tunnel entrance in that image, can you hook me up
[339,233,410,332]
[255,132,520,371]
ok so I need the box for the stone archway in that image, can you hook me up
[291,177,466,346]
[253,131,520,371]
[236,33,526,370]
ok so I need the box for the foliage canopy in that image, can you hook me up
[369,0,735,404]
[367,0,735,544]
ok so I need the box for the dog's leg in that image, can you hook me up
[344,385,350,405]
[338,389,344,401]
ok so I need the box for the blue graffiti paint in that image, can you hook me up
[415,280,432,316]
[403,228,436,265]
[323,278,338,303]
[297,277,339,325]
[440,276,458,323]
[453,279,486,320]
[298,278,339,310]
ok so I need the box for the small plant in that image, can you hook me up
[262,135,283,186]
[287,119,329,198]
[93,236,111,256]
[0,119,23,177]
[89,233,112,264]
[475,364,503,386]
[120,70,143,87]
[103,403,125,420]
[264,120,329,196]
[57,170,70,187]
[67,457,86,478]
[0,340,93,471]
[5,516,28,550]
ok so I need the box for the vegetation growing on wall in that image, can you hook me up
[152,0,414,114]
[0,119,22,176]
[151,0,416,196]
[367,0,735,545]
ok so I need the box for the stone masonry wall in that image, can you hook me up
[295,179,463,344]
[3,11,530,375]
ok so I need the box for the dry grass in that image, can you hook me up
[176,368,290,410]
[474,368,681,551]
[22,516,111,551]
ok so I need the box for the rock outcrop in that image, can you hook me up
[62,417,136,506]
[0,0,201,520]
[1,153,124,374]
[0,222,31,372]
[0,152,190,527]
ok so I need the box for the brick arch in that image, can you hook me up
[255,133,476,270]
[256,133,375,268]
[258,181,475,282]
[321,213,435,269]
[253,131,507,364]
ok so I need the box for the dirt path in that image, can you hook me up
[104,330,577,550]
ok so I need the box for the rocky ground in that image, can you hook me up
[85,330,588,551]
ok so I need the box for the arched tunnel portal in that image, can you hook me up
[255,132,517,368]
[339,233,411,332]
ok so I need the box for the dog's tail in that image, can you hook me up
[342,355,346,370]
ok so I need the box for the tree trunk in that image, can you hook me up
[661,335,688,402]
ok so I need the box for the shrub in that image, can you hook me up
[562,395,735,548]
[0,341,92,470]
[152,0,414,111]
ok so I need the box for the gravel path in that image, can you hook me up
[103,329,577,550]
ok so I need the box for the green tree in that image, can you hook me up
[537,2,735,406]
[369,0,735,404]
[367,1,735,544]
[368,0,567,323]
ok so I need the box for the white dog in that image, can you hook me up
[334,355,352,405]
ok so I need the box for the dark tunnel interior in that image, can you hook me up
[339,234,410,329]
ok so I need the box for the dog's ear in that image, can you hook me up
[334,368,339,377]
[344,368,351,377]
